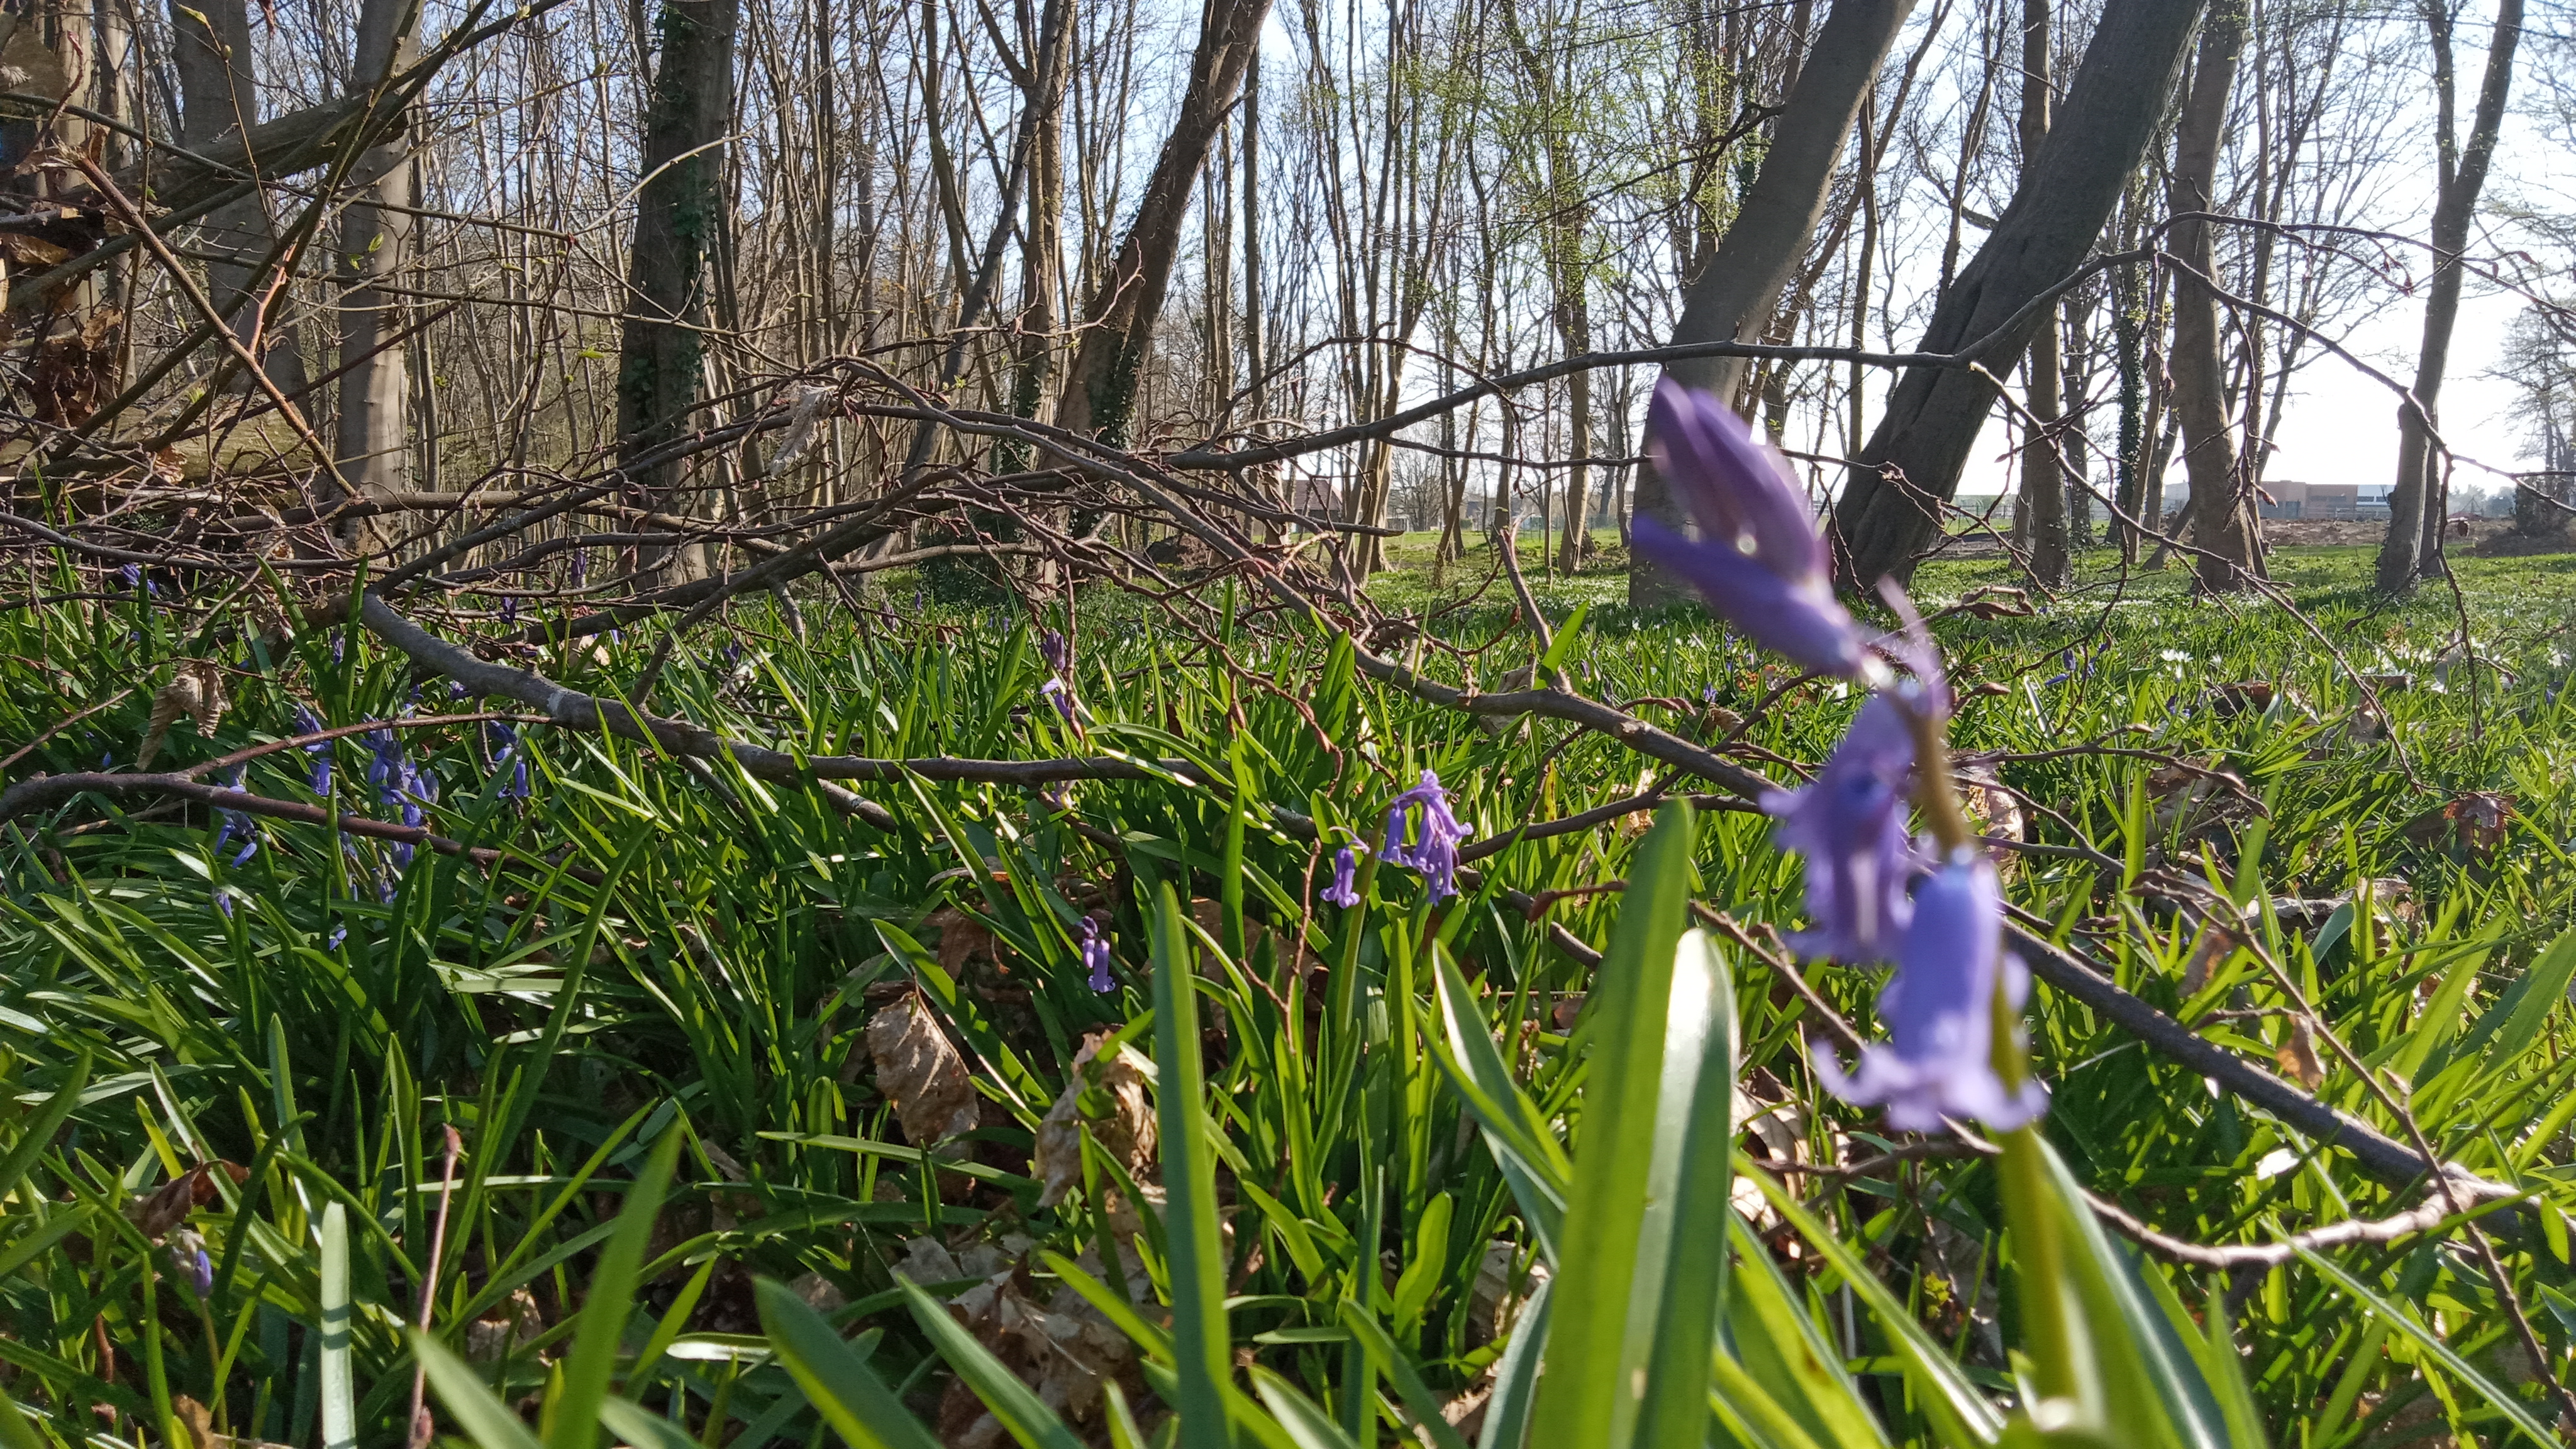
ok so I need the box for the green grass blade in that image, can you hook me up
[1526,801,1696,1449]
[319,1201,355,1449]
[1151,881,1234,1446]
[413,1332,545,1449]
[1252,1368,1363,1449]
[1336,1304,1470,1449]
[2296,1246,2559,1448]
[549,1129,682,1449]
[1631,930,1737,1449]
[0,1053,86,1197]
[753,1275,941,1449]
[896,1277,1087,1449]
[1476,1274,1552,1449]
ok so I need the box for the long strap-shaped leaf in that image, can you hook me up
[1152,882,1237,1447]
[753,1276,941,1449]
[2298,1247,2560,1448]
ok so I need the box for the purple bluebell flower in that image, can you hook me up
[331,628,347,665]
[1811,853,2047,1132]
[1380,770,1466,902]
[448,680,468,701]
[213,768,258,866]
[327,924,348,949]
[1038,677,1079,726]
[1631,380,1871,679]
[486,722,530,800]
[569,550,587,587]
[214,888,235,919]
[365,729,408,805]
[290,704,333,793]
[176,1231,213,1298]
[1079,917,1114,992]
[1040,630,1070,672]
[499,595,519,626]
[1322,847,1361,908]
[1763,696,1917,962]
[120,563,140,589]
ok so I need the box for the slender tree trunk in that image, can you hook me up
[1831,0,2207,589]
[1053,0,1272,443]
[1629,0,1915,607]
[2168,0,2256,591]
[1003,0,1074,465]
[2017,0,2070,586]
[170,0,310,398]
[2375,0,2521,592]
[335,0,421,552]
[616,0,741,581]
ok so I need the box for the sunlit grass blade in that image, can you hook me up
[548,1129,682,1449]
[2296,1247,2559,1448]
[753,1275,941,1449]
[319,1201,355,1449]
[1526,801,1696,1449]
[413,1333,544,1449]
[896,1277,1087,1449]
[1251,1368,1363,1449]
[1151,881,1233,1447]
[1631,930,1736,1449]
[1476,1274,1552,1449]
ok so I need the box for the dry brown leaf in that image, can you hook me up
[0,231,68,266]
[867,992,979,1146]
[1031,1032,1156,1208]
[2276,1016,2326,1090]
[125,1160,245,1237]
[137,671,203,770]
[926,905,996,979]
[1955,761,2024,846]
[2180,926,2238,996]
[465,1289,545,1362]
[170,1396,218,1449]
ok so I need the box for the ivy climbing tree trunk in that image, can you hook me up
[1052,0,1271,444]
[617,0,741,581]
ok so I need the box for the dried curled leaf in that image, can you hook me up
[137,670,202,770]
[1031,1032,1157,1208]
[866,991,979,1145]
[2276,1016,2326,1090]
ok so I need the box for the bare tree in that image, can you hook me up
[2374,0,2523,591]
[2168,0,2258,589]
[337,0,424,549]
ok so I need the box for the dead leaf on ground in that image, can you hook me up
[926,904,996,978]
[2400,792,2516,858]
[126,1161,247,1238]
[1031,1031,1157,1209]
[2276,1016,2326,1089]
[867,992,979,1146]
[2180,926,2239,996]
[465,1289,546,1362]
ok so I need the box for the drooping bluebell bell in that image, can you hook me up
[119,563,140,589]
[1040,630,1070,672]
[175,1230,213,1299]
[1810,853,2047,1132]
[1380,770,1466,902]
[1631,380,1872,679]
[568,549,587,587]
[365,728,407,804]
[1038,677,1079,726]
[499,595,519,626]
[1763,696,1916,962]
[290,704,333,793]
[1079,916,1114,992]
[485,721,530,800]
[212,767,257,867]
[1322,847,1362,908]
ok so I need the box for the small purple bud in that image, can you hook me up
[1322,847,1361,908]
[1080,917,1114,992]
[1040,630,1070,672]
[326,924,348,950]
[1811,854,2048,1132]
[1379,770,1466,902]
[1039,677,1079,725]
[214,889,235,920]
[120,563,140,589]
[1634,380,1870,678]
[1762,697,1918,962]
[331,628,347,665]
[499,596,519,626]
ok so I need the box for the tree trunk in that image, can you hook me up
[1831,0,2206,589]
[2375,0,2521,592]
[1052,0,1271,443]
[2017,0,2070,586]
[1001,0,1074,471]
[1628,0,1914,607]
[616,0,741,581]
[170,0,310,398]
[2168,0,2257,591]
[335,0,422,553]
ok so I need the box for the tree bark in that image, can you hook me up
[1052,0,1272,444]
[335,0,421,552]
[2375,0,2521,592]
[2169,0,2257,591]
[1628,0,1914,607]
[1830,0,2206,589]
[616,0,741,581]
[2016,0,2070,586]
[170,0,311,397]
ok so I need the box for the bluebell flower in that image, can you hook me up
[327,923,348,949]
[1763,696,1917,962]
[1380,770,1466,901]
[290,704,333,793]
[212,768,257,866]
[214,887,235,919]
[1040,630,1070,672]
[1322,847,1361,908]
[331,628,347,665]
[448,680,468,701]
[1038,677,1078,725]
[176,1230,213,1299]
[569,550,587,586]
[499,595,519,626]
[1080,917,1114,992]
[1811,853,2047,1132]
[1631,380,1872,679]
[119,563,139,589]
[486,722,529,800]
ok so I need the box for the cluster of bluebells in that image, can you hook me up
[364,724,437,879]
[1644,379,2044,1133]
[290,703,334,793]
[211,767,258,868]
[1380,770,1466,902]
[484,721,531,800]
